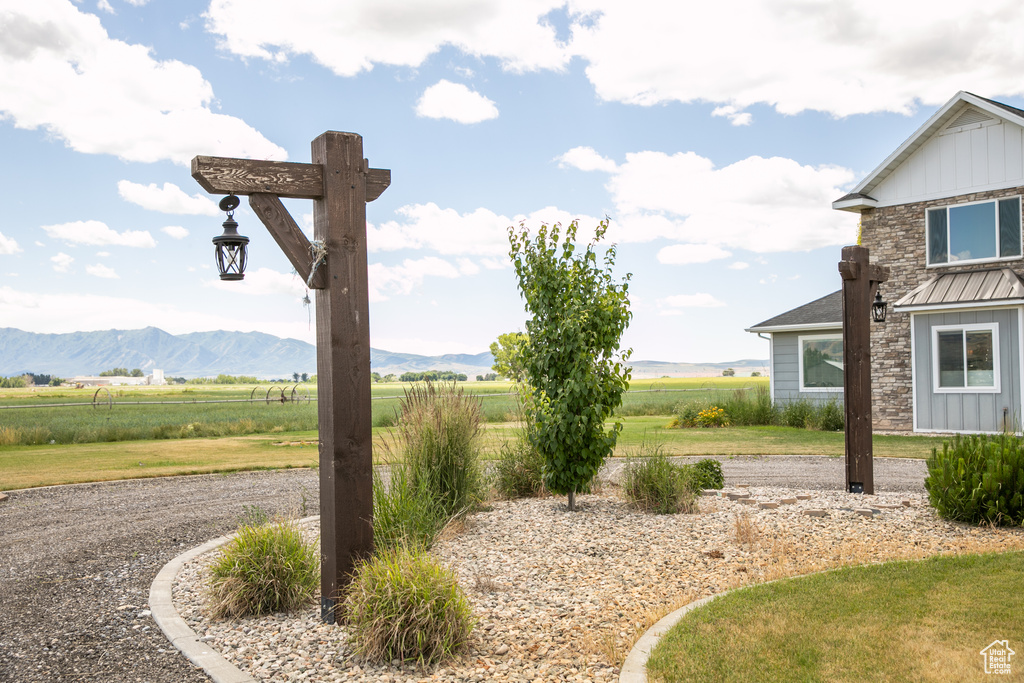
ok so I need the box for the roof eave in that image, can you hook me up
[832,195,878,212]
[745,322,842,334]
[894,299,1024,313]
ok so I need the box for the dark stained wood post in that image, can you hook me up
[838,245,888,495]
[191,132,389,623]
[311,132,374,622]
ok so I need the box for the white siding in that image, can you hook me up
[874,120,1024,206]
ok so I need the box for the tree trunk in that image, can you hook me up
[568,489,576,511]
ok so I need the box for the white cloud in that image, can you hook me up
[96,251,110,257]
[557,146,617,173]
[204,0,571,76]
[42,220,157,247]
[161,226,190,240]
[0,232,21,254]
[368,257,461,301]
[728,261,750,270]
[96,0,114,14]
[711,105,752,126]
[657,244,731,265]
[605,151,858,252]
[660,293,726,308]
[456,258,480,275]
[51,252,73,272]
[415,80,498,124]
[118,181,220,215]
[205,0,1024,119]
[86,263,118,278]
[207,267,308,298]
[569,0,1024,117]
[0,0,285,164]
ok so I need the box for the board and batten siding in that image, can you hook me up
[771,331,844,406]
[912,308,1022,433]
[873,118,1024,207]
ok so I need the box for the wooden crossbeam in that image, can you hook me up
[192,156,390,202]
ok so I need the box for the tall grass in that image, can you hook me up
[621,441,699,514]
[396,382,484,518]
[374,382,485,550]
[671,386,845,433]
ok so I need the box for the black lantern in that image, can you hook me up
[213,195,249,281]
[871,288,888,323]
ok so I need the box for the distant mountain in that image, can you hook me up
[0,327,496,379]
[0,327,767,380]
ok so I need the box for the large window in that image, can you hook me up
[932,323,999,392]
[799,335,843,391]
[927,197,1022,265]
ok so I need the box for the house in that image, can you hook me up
[745,291,843,406]
[752,91,1024,434]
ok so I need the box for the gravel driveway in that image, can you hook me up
[0,456,927,682]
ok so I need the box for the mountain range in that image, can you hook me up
[0,327,767,380]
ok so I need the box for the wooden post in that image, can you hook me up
[838,246,888,495]
[191,132,389,623]
[311,132,374,622]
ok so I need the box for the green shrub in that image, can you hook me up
[373,465,450,552]
[397,382,484,518]
[721,385,777,426]
[925,434,1024,526]
[675,400,710,428]
[343,545,475,664]
[622,443,699,514]
[810,399,845,432]
[492,429,545,499]
[780,400,815,428]
[206,520,319,618]
[689,458,725,490]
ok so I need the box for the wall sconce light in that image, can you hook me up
[213,194,249,281]
[872,288,888,323]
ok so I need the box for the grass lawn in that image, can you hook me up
[646,551,1024,682]
[1,416,947,490]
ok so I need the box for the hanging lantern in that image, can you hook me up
[871,288,888,323]
[213,195,249,281]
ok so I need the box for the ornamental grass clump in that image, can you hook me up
[343,545,475,665]
[372,463,450,552]
[492,426,546,499]
[397,382,484,519]
[206,520,319,619]
[622,442,699,514]
[926,433,1024,526]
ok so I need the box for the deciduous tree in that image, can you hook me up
[508,219,632,511]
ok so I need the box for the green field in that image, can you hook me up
[0,378,764,446]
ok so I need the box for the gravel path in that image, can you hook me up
[0,455,968,682]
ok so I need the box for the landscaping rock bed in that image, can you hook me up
[171,476,1024,683]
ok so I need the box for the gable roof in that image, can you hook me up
[833,91,1024,212]
[894,267,1024,311]
[746,290,842,333]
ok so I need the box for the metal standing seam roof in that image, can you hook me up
[894,268,1024,309]
[746,290,842,332]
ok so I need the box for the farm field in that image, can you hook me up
[0,378,765,446]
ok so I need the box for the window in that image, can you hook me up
[931,323,999,392]
[798,335,843,391]
[927,197,1021,265]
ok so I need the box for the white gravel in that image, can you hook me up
[170,482,1024,683]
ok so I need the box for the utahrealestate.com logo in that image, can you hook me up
[981,640,1015,675]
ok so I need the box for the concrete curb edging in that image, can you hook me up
[618,594,719,683]
[149,516,320,683]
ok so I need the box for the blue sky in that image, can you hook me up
[3,0,1024,363]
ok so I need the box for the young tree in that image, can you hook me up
[489,332,529,383]
[509,219,632,511]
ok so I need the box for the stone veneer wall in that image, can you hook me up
[860,185,1024,432]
